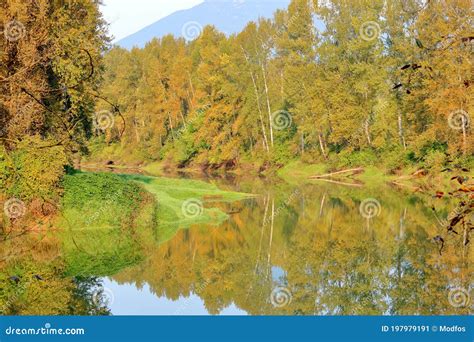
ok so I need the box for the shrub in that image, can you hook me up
[381,146,411,173]
[335,149,378,168]
[1,136,68,202]
[423,150,447,170]
[0,145,13,191]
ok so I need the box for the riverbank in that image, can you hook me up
[80,156,473,197]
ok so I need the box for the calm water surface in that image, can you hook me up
[1,173,472,315]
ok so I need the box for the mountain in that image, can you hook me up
[117,0,291,49]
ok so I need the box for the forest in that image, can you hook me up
[0,0,472,317]
[1,0,473,201]
[91,0,473,174]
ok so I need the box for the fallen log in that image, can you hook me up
[309,167,364,179]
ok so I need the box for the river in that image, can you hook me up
[0,172,471,315]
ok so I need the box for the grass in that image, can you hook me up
[122,174,254,243]
[277,161,328,183]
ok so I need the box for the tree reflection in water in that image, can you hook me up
[1,177,471,315]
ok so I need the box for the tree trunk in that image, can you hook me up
[187,72,195,100]
[461,114,467,155]
[260,60,274,148]
[318,132,328,159]
[241,47,270,153]
[398,111,406,150]
[250,71,270,153]
[301,132,305,154]
[179,109,187,128]
[168,112,175,140]
[319,192,326,218]
[134,117,141,143]
[364,118,372,146]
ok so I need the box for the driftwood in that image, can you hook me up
[389,180,424,192]
[310,178,363,187]
[309,167,364,179]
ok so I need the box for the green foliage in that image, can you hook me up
[0,145,12,191]
[0,259,75,315]
[422,150,447,170]
[61,172,144,226]
[380,146,411,173]
[60,172,148,276]
[57,171,252,275]
[2,136,68,201]
[334,149,379,168]
[61,229,144,277]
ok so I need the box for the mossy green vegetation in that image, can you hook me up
[58,171,253,275]
[59,172,147,276]
[121,174,254,243]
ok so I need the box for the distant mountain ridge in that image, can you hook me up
[117,0,291,49]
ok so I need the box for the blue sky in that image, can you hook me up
[100,0,203,42]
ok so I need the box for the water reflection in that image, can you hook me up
[1,176,472,315]
[108,179,471,315]
[102,278,246,315]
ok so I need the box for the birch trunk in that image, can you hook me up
[260,60,274,147]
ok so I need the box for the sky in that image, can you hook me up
[100,0,204,42]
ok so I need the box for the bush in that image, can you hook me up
[335,149,378,168]
[1,136,68,202]
[423,150,447,170]
[0,145,12,191]
[61,172,144,227]
[380,146,411,173]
